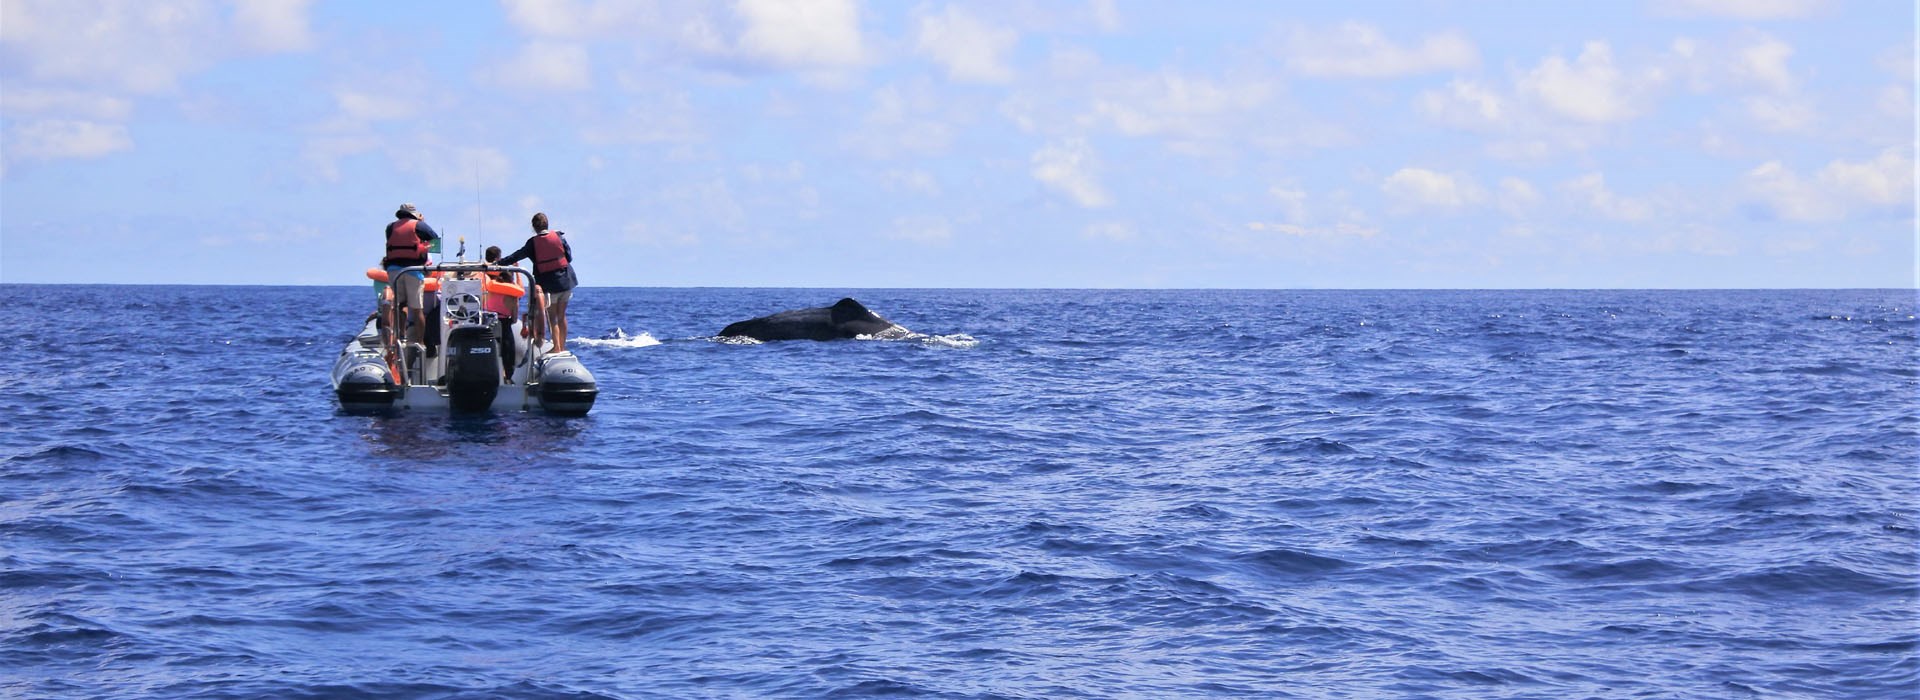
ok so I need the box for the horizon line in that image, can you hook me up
[2,283,1913,292]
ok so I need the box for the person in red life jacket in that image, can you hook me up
[381,203,441,347]
[482,245,523,383]
[498,211,578,354]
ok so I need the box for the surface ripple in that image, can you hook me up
[1,286,1915,698]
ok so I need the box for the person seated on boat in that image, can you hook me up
[382,203,440,349]
[483,245,522,383]
[498,211,577,354]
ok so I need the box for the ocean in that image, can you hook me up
[3,286,1916,698]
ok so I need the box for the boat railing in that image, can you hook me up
[385,263,548,388]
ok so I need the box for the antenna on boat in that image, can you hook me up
[473,162,485,258]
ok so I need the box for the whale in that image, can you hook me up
[720,298,911,341]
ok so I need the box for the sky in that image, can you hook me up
[0,0,1914,288]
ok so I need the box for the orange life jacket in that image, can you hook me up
[483,272,519,318]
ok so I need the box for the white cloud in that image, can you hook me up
[1283,22,1478,78]
[1743,148,1915,222]
[233,0,314,53]
[741,161,806,182]
[0,0,316,93]
[1092,72,1272,139]
[300,134,378,182]
[500,0,662,39]
[1270,186,1309,223]
[580,93,705,146]
[1245,221,1378,238]
[1877,43,1915,121]
[391,144,513,191]
[332,89,418,123]
[891,216,953,244]
[1744,161,1835,221]
[1665,32,1815,132]
[1083,221,1135,241]
[1519,41,1647,123]
[1743,95,1813,132]
[1733,35,1796,92]
[0,0,220,93]
[0,0,320,169]
[500,0,867,81]
[1032,138,1111,208]
[490,41,593,92]
[1817,147,1915,206]
[1416,79,1507,127]
[1563,173,1653,221]
[1,89,132,120]
[1382,168,1483,209]
[1250,184,1379,239]
[621,221,702,248]
[882,169,941,195]
[1878,84,1914,121]
[844,83,955,158]
[1090,0,1122,32]
[1657,0,1826,20]
[916,5,1018,84]
[656,178,748,236]
[502,0,591,37]
[1880,42,1916,83]
[1046,45,1102,81]
[735,0,866,70]
[1420,34,1824,156]
[4,119,132,160]
[1078,70,1287,156]
[1003,57,1331,157]
[1497,177,1539,217]
[1668,31,1803,94]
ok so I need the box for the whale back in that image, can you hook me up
[720,297,906,341]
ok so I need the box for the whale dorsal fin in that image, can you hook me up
[829,297,872,324]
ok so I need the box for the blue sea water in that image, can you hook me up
[2,286,1916,699]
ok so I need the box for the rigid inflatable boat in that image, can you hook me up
[332,259,597,415]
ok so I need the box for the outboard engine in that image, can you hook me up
[436,277,501,411]
[444,325,500,411]
[535,353,598,415]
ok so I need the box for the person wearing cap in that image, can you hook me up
[498,211,577,353]
[382,203,441,347]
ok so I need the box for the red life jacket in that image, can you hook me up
[532,230,569,274]
[386,219,428,263]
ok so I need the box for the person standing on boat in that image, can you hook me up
[482,245,523,383]
[382,203,440,347]
[498,212,577,354]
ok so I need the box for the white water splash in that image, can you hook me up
[919,333,979,349]
[573,328,661,348]
[850,330,979,349]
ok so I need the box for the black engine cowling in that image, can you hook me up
[445,325,499,411]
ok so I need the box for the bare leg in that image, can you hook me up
[549,296,570,353]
